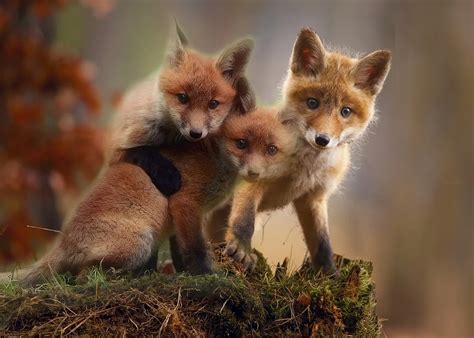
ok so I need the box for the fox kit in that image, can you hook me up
[219,28,391,272]
[20,96,297,285]
[110,23,254,195]
[158,105,297,274]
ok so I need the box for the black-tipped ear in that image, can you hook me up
[231,77,256,115]
[216,38,254,84]
[353,50,391,95]
[290,28,326,77]
[166,20,189,66]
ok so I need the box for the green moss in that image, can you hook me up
[0,251,381,336]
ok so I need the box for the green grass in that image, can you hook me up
[0,247,381,336]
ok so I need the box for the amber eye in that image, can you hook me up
[341,107,352,118]
[208,99,220,109]
[306,97,320,109]
[267,145,278,156]
[236,139,248,149]
[177,93,189,104]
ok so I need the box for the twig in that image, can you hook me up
[260,213,272,245]
[26,225,62,234]
[282,224,297,245]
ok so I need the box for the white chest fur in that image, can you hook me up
[258,143,348,211]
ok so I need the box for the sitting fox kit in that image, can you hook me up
[21,102,296,284]
[20,26,255,285]
[222,28,391,272]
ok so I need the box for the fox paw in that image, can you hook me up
[123,146,182,196]
[224,239,257,271]
[150,163,182,196]
[187,259,214,275]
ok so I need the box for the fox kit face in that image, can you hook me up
[222,107,296,181]
[159,24,254,141]
[283,28,391,149]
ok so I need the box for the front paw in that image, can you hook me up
[183,253,214,275]
[313,258,337,275]
[122,146,182,196]
[186,259,214,275]
[223,237,257,271]
[149,156,181,196]
[312,238,338,275]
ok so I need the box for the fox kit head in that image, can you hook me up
[222,105,297,182]
[159,23,254,142]
[282,28,391,149]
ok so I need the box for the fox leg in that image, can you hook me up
[169,235,185,272]
[168,199,212,275]
[204,203,232,243]
[139,242,159,273]
[293,191,336,274]
[224,184,262,270]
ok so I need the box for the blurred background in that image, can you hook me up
[0,0,472,336]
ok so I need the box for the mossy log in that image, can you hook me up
[0,245,381,336]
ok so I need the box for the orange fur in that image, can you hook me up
[109,23,254,153]
[21,163,171,286]
[21,105,296,284]
[213,28,391,273]
[155,106,296,273]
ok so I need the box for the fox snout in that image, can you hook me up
[247,170,260,180]
[187,127,208,141]
[304,128,336,149]
[239,166,260,181]
[180,125,208,141]
[315,134,331,147]
[180,113,210,141]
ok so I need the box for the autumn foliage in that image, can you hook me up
[0,0,105,265]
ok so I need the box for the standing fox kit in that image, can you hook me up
[222,28,391,272]
[111,24,254,196]
[159,106,296,274]
[21,103,296,285]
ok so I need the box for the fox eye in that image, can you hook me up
[236,139,248,149]
[177,93,189,104]
[267,145,278,156]
[341,107,352,118]
[208,99,220,109]
[306,97,320,109]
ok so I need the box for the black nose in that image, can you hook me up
[189,129,203,139]
[248,171,260,179]
[315,135,330,147]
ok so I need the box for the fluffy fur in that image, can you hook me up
[109,23,254,196]
[110,24,253,152]
[211,28,391,272]
[20,100,297,285]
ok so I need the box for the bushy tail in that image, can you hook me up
[19,243,66,287]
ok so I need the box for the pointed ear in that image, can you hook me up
[290,28,326,77]
[231,77,256,115]
[353,50,391,95]
[166,20,189,66]
[216,38,254,84]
